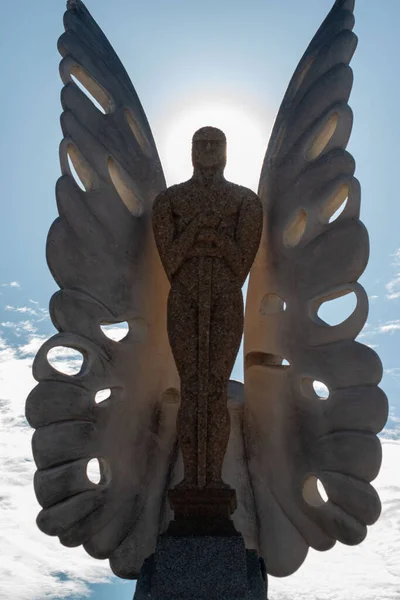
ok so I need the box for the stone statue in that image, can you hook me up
[26,0,388,588]
[152,127,262,492]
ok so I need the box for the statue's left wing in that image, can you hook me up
[26,0,178,578]
[243,0,388,577]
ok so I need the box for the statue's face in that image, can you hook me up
[192,127,227,170]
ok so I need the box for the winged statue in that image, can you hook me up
[26,0,388,582]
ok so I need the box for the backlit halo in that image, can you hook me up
[159,103,269,192]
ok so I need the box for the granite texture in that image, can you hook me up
[26,0,388,583]
[133,536,267,600]
[153,127,262,492]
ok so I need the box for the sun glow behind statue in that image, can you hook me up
[159,103,270,192]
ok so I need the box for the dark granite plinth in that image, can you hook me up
[133,535,268,600]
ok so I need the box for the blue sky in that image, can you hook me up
[0,1,399,599]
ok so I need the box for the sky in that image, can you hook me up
[0,0,399,598]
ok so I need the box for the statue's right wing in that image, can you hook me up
[25,0,178,578]
[243,0,388,577]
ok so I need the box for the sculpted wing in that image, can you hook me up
[243,0,388,577]
[25,0,178,578]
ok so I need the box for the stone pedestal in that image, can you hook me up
[167,487,238,536]
[133,535,268,600]
[168,487,237,519]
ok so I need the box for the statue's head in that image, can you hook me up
[192,127,227,172]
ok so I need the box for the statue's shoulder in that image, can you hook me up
[155,185,176,203]
[225,181,261,207]
[153,184,180,215]
[154,181,191,205]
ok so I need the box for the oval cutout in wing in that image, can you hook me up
[302,377,330,400]
[317,290,357,326]
[100,322,129,342]
[260,293,287,315]
[313,381,329,399]
[86,458,111,485]
[87,458,101,484]
[70,66,112,114]
[320,184,349,224]
[47,347,84,376]
[95,389,111,404]
[245,352,290,370]
[108,157,143,216]
[125,109,152,158]
[67,144,93,192]
[306,113,339,161]
[303,475,329,507]
[67,151,85,191]
[283,209,307,247]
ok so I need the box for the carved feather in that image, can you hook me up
[244,0,388,577]
[26,0,178,578]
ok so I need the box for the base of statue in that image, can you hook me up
[133,536,268,600]
[167,486,237,536]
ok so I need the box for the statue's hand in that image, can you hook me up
[196,228,220,245]
[197,213,221,229]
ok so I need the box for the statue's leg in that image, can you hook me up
[167,282,198,486]
[206,287,243,485]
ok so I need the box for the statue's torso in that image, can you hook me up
[169,179,246,297]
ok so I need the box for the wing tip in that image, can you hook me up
[66,0,84,10]
[64,0,90,26]
[64,1,88,35]
[334,0,355,12]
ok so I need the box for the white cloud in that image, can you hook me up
[18,335,48,356]
[269,440,400,600]
[5,305,38,317]
[387,288,400,301]
[379,321,400,334]
[0,281,20,288]
[3,302,49,322]
[0,339,113,600]
[386,249,400,300]
[385,368,400,389]
[386,368,400,377]
[359,320,400,338]
[0,300,50,346]
[386,275,400,300]
[0,320,38,336]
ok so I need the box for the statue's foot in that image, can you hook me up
[205,479,232,490]
[172,478,198,491]
[171,478,232,492]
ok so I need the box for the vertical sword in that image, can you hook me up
[197,255,212,488]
